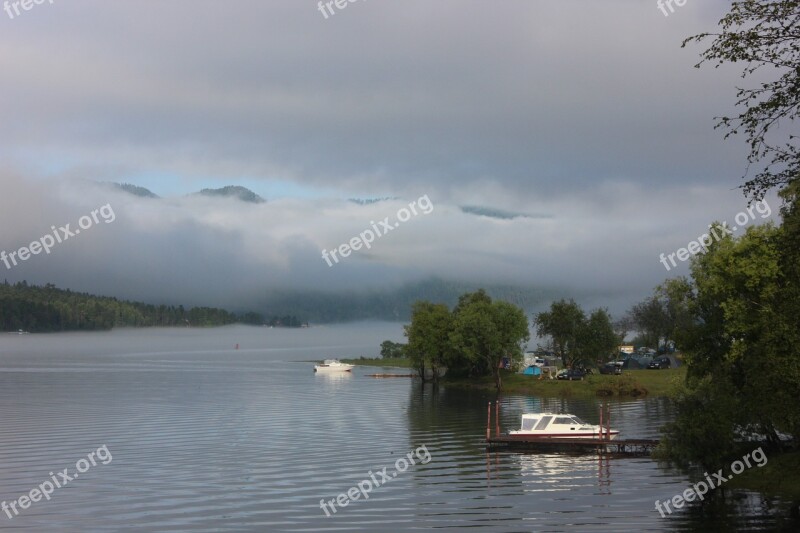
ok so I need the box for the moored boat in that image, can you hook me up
[508,412,619,440]
[313,359,354,373]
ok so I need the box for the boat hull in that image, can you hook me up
[314,365,354,373]
[508,431,620,440]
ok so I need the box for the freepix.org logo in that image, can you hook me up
[3,0,55,20]
[1,204,116,271]
[2,445,112,520]
[658,199,771,272]
[321,195,434,267]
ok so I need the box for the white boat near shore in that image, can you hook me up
[313,359,354,373]
[509,412,619,440]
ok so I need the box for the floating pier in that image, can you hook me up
[485,402,659,456]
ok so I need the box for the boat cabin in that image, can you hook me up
[518,413,594,432]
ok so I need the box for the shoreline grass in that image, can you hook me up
[342,358,685,397]
[339,356,415,369]
[442,367,686,397]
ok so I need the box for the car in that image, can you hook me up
[557,368,587,381]
[647,357,671,369]
[599,362,622,375]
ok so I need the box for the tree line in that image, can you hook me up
[397,287,679,387]
[404,290,529,390]
[0,281,304,332]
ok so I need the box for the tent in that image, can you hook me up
[523,365,542,376]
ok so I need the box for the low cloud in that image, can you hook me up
[0,175,779,314]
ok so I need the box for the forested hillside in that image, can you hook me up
[0,281,248,332]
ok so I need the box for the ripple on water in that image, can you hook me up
[0,328,794,531]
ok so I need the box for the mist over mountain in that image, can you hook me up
[0,176,777,319]
[106,182,160,199]
[254,278,564,323]
[195,186,266,204]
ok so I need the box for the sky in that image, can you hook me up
[0,0,783,315]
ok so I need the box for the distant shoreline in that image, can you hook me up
[335,358,684,398]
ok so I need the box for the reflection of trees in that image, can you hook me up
[668,491,797,531]
[406,387,663,448]
[405,383,496,451]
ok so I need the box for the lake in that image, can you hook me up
[0,324,791,531]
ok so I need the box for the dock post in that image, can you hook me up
[495,401,500,438]
[486,402,492,440]
[598,404,603,440]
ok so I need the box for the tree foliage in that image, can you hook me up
[533,299,585,367]
[684,0,800,199]
[379,340,407,359]
[627,278,692,352]
[659,188,800,469]
[404,301,452,380]
[403,290,529,389]
[451,297,530,390]
[534,300,617,367]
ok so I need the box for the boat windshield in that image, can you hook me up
[570,416,587,425]
[534,416,553,430]
[520,418,539,431]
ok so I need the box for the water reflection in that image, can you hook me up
[0,327,796,531]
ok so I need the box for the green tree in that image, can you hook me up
[534,299,586,367]
[404,301,453,381]
[450,297,529,390]
[629,296,668,351]
[655,277,694,352]
[684,0,800,199]
[659,211,800,469]
[574,308,618,365]
[379,340,407,359]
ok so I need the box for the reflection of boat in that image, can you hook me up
[313,359,354,373]
[509,413,619,440]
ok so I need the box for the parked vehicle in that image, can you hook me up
[647,357,671,370]
[599,362,622,375]
[557,368,586,381]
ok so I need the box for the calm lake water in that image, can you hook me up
[0,324,793,532]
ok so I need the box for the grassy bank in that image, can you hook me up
[340,356,415,368]
[444,367,686,397]
[340,359,685,397]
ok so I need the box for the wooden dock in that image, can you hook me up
[486,434,659,455]
[485,402,659,456]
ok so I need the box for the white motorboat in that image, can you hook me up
[508,412,619,440]
[313,359,355,373]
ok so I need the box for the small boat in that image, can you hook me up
[509,412,619,440]
[313,359,355,373]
